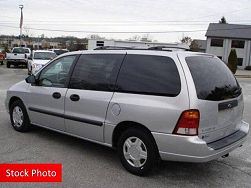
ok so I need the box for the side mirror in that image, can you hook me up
[25,75,36,84]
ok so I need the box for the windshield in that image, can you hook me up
[186,56,241,101]
[12,48,29,54]
[34,52,56,60]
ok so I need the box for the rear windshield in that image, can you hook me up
[12,48,29,54]
[186,56,241,101]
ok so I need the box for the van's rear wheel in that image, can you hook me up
[118,128,158,176]
[10,100,31,132]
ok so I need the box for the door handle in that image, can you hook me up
[70,94,80,101]
[52,92,61,99]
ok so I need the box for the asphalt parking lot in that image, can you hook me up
[0,65,251,188]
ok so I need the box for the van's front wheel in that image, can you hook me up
[117,128,158,176]
[10,100,31,132]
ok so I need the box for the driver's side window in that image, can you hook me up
[38,55,76,87]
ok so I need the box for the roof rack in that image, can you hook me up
[148,46,190,51]
[94,46,135,50]
[93,46,190,51]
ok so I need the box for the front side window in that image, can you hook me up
[116,55,181,97]
[38,55,76,87]
[210,39,224,47]
[24,49,30,53]
[69,54,125,91]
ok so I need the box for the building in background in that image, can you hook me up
[88,39,189,51]
[206,23,251,69]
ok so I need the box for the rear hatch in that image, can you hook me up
[185,55,243,143]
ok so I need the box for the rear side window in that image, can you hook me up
[116,55,181,96]
[69,54,125,91]
[186,56,241,101]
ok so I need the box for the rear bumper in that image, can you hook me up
[7,59,27,64]
[152,120,249,162]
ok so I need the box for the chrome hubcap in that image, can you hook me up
[123,137,147,168]
[12,106,23,127]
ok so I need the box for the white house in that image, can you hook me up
[206,23,251,69]
[88,39,189,51]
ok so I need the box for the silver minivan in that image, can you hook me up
[5,48,249,175]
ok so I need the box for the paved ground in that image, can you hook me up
[0,65,251,188]
[236,70,251,78]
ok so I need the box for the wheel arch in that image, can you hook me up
[8,96,23,110]
[112,121,159,153]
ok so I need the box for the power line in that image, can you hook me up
[1,20,251,26]
[1,24,251,34]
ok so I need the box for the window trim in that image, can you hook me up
[35,54,80,88]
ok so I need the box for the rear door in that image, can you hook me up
[180,54,243,142]
[65,52,125,142]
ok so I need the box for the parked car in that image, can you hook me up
[28,50,57,75]
[5,48,249,175]
[49,49,69,56]
[6,47,31,68]
[0,48,5,65]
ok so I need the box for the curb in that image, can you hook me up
[235,75,251,78]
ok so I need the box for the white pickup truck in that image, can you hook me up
[6,47,31,68]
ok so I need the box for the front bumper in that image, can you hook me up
[152,120,249,162]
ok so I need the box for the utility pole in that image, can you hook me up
[19,5,23,47]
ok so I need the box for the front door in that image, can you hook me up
[27,55,77,131]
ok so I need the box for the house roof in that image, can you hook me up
[205,23,251,40]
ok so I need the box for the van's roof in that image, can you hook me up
[63,49,215,58]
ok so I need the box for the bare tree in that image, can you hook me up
[180,36,192,45]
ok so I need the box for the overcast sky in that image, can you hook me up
[0,0,251,42]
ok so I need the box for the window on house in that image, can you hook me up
[237,58,243,66]
[210,39,224,47]
[96,41,104,47]
[231,40,245,48]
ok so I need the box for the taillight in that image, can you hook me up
[173,110,200,136]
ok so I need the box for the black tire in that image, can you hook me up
[6,61,10,68]
[9,100,31,132]
[117,128,158,176]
